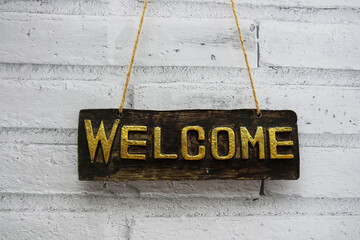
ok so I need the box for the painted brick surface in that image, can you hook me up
[260,21,360,70]
[132,216,360,240]
[0,212,126,240]
[0,0,359,239]
[0,13,257,67]
[2,1,360,24]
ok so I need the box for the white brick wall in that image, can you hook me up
[0,0,359,239]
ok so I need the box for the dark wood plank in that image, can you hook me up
[78,109,299,181]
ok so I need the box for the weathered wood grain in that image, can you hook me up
[78,109,299,181]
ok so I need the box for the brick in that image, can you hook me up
[1,1,359,25]
[0,13,108,65]
[260,21,360,70]
[0,0,118,16]
[0,212,126,240]
[0,79,123,129]
[162,0,360,8]
[0,12,257,67]
[1,193,359,218]
[131,216,360,240]
[267,147,360,197]
[299,133,360,149]
[1,63,359,87]
[0,128,77,145]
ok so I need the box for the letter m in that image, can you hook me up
[84,120,119,164]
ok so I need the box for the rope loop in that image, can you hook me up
[230,0,260,116]
[119,0,148,114]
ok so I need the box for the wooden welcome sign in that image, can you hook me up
[78,1,300,181]
[78,109,299,181]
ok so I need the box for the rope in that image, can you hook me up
[119,0,261,116]
[119,0,148,114]
[230,0,260,115]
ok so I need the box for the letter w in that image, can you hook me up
[84,120,120,164]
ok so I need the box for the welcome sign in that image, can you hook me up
[78,109,299,181]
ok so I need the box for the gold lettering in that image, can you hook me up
[84,120,119,164]
[181,126,205,160]
[211,127,235,160]
[268,127,294,159]
[240,127,265,159]
[154,127,178,159]
[121,125,147,160]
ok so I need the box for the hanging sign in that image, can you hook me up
[78,109,299,181]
